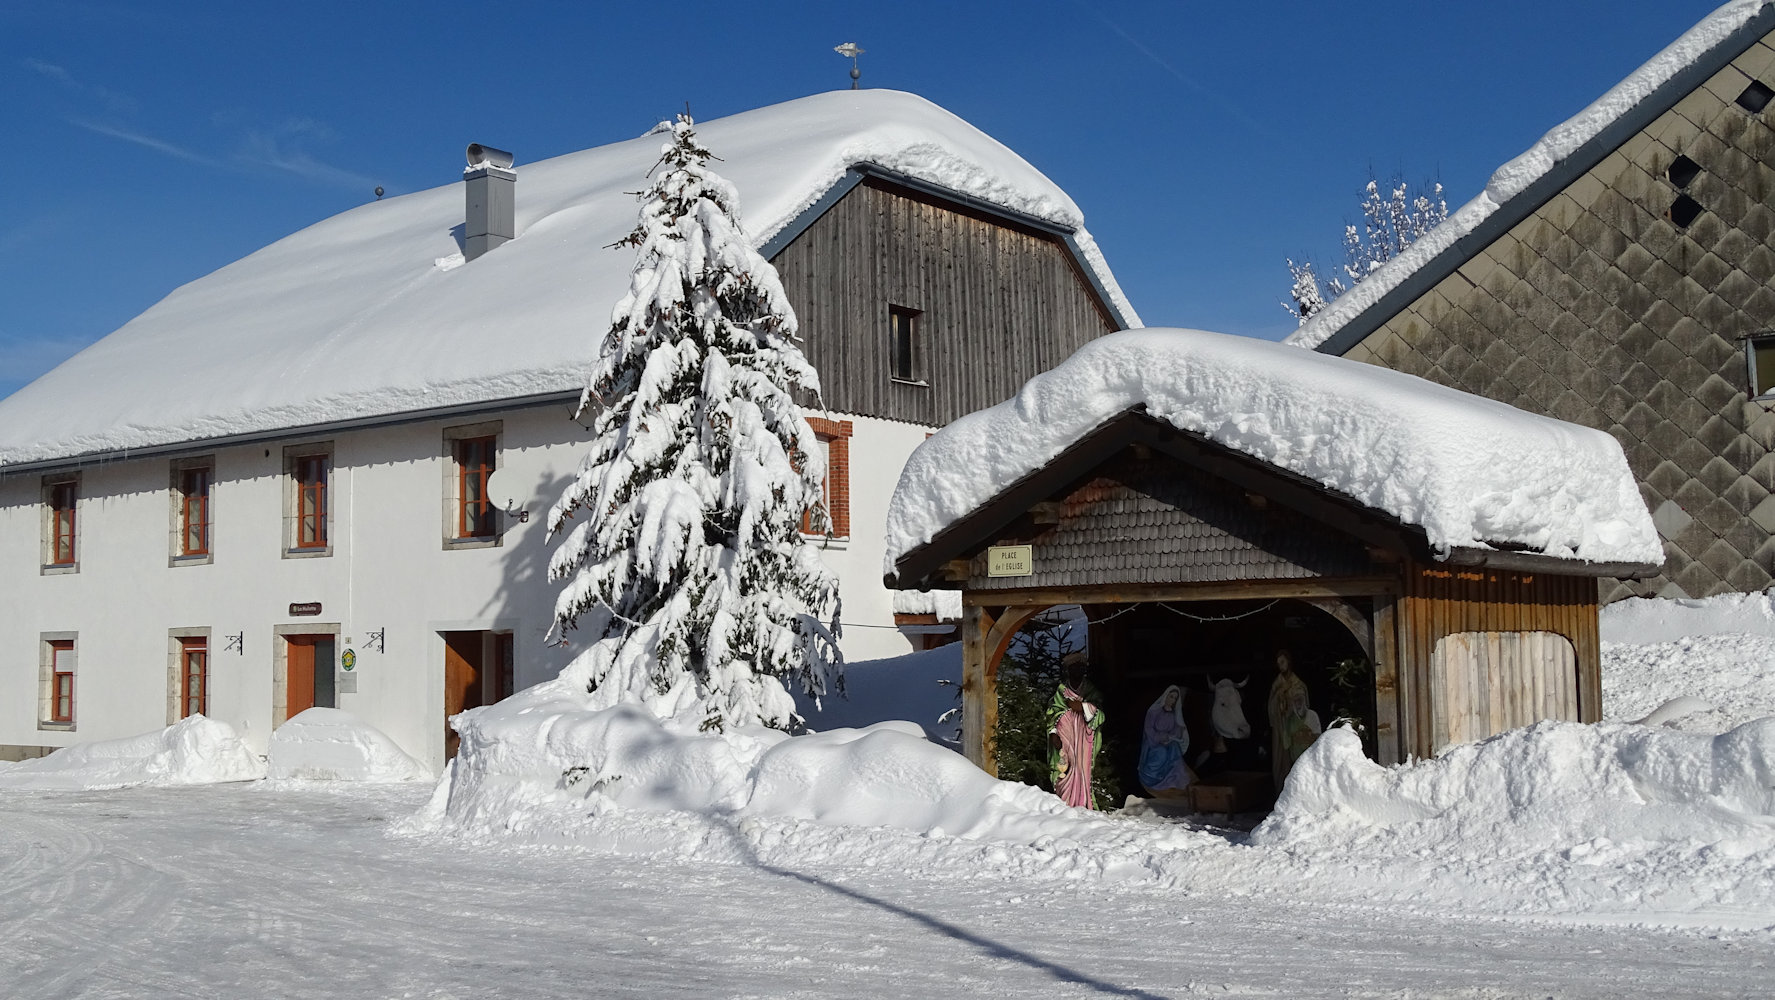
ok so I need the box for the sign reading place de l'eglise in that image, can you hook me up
[288,602,322,617]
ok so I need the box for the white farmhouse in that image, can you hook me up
[0,90,1136,770]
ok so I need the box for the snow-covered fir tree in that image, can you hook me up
[547,114,842,733]
[1284,174,1448,321]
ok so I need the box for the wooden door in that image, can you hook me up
[442,631,486,758]
[287,636,316,719]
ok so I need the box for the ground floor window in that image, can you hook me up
[48,640,75,724]
[180,636,208,718]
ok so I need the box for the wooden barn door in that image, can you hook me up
[1430,631,1578,751]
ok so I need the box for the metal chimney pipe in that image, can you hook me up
[463,143,515,261]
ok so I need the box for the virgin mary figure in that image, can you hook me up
[1138,685,1193,797]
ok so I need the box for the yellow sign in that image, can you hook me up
[986,544,1034,578]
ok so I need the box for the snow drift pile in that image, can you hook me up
[884,328,1660,568]
[0,716,262,790]
[267,708,431,782]
[409,677,1196,864]
[1602,592,1775,732]
[1252,722,1775,920]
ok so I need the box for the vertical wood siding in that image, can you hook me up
[1397,562,1601,757]
[772,180,1118,426]
[1430,631,1579,750]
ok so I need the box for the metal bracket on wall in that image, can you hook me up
[224,633,245,656]
[365,629,386,653]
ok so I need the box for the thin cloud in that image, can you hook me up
[23,56,73,85]
[235,128,378,192]
[69,118,216,165]
[23,56,136,113]
[1078,3,1280,142]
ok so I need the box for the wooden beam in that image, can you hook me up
[963,576,1400,608]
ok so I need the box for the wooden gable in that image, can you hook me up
[771,176,1121,427]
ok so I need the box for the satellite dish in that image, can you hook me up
[483,469,519,513]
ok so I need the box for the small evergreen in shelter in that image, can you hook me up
[548,114,842,733]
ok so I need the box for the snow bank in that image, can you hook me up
[1288,1,1770,352]
[267,708,431,782]
[1602,592,1775,732]
[1253,723,1775,921]
[793,643,961,743]
[0,716,263,790]
[0,90,1137,467]
[884,328,1660,570]
[403,675,1215,870]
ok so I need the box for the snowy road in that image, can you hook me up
[1,786,1769,999]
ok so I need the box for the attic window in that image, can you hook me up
[1667,155,1700,189]
[1736,80,1774,114]
[1669,194,1704,229]
[889,305,923,384]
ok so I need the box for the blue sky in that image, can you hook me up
[1,1,1732,399]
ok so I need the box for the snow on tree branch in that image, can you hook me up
[1284,174,1447,322]
[547,114,842,733]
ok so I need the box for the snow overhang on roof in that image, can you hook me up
[1287,0,1775,356]
[0,90,1140,470]
[883,329,1664,586]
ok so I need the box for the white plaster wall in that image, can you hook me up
[0,406,927,772]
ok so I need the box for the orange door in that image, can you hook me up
[442,631,485,758]
[287,637,316,718]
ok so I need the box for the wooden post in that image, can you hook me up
[1371,595,1402,766]
[961,604,997,772]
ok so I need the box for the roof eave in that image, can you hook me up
[886,409,1659,590]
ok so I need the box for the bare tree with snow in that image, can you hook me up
[1285,173,1448,321]
[547,114,842,733]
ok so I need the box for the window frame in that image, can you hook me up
[888,304,925,385]
[48,639,75,726]
[456,435,498,539]
[43,475,79,572]
[170,457,216,564]
[800,417,854,540]
[443,422,503,550]
[1746,332,1775,401]
[179,636,208,719]
[282,443,334,558]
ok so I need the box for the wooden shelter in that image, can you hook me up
[886,408,1661,786]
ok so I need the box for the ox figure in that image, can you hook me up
[1192,675,1253,772]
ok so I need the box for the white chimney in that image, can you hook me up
[463,143,515,261]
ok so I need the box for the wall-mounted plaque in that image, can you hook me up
[289,602,323,617]
[986,544,1034,578]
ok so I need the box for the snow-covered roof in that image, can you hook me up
[1287,0,1775,354]
[0,90,1138,468]
[884,329,1663,578]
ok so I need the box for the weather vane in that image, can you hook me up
[834,42,864,90]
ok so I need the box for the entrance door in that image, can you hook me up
[286,634,337,719]
[442,631,485,759]
[441,630,516,758]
